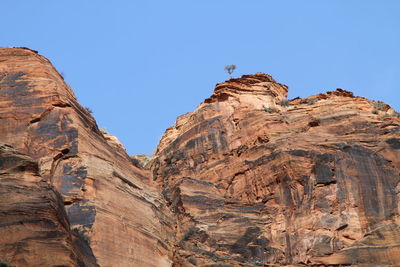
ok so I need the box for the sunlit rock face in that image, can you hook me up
[0,143,98,267]
[1,47,400,266]
[0,48,174,267]
[152,73,400,266]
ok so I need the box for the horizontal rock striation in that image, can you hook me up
[1,47,400,266]
[152,74,400,266]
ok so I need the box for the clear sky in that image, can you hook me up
[2,1,399,155]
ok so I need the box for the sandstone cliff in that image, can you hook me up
[0,48,173,267]
[1,47,400,266]
[152,73,400,266]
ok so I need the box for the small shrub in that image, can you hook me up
[300,98,318,105]
[373,101,387,111]
[262,105,275,113]
[224,64,236,78]
[372,109,378,114]
[85,107,93,114]
[137,154,152,166]
[279,99,290,107]
[305,98,317,105]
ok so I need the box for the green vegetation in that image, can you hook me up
[299,97,318,105]
[372,101,387,111]
[262,105,276,113]
[136,154,152,166]
[224,64,236,79]
[305,98,317,105]
[370,100,400,117]
[279,99,290,107]
[85,106,93,114]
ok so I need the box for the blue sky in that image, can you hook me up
[2,1,399,154]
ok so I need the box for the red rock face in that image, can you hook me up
[1,47,400,266]
[152,74,400,266]
[0,143,98,267]
[0,48,173,267]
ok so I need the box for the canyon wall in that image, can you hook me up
[1,47,400,266]
[152,74,400,266]
[0,48,173,267]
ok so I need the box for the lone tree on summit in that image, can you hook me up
[224,64,236,79]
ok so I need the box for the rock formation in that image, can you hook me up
[0,143,98,266]
[0,47,400,266]
[152,73,400,266]
[0,48,173,267]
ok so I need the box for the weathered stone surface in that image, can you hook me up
[1,47,400,266]
[152,74,400,266]
[0,143,97,267]
[0,48,173,267]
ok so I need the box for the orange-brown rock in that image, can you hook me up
[152,74,400,266]
[0,48,174,267]
[0,143,98,267]
[1,47,400,266]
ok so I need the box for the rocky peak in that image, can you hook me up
[151,70,400,266]
[156,73,288,154]
[205,72,288,107]
[1,48,400,267]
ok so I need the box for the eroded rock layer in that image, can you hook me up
[1,47,400,267]
[0,143,97,267]
[152,74,400,266]
[0,48,173,267]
